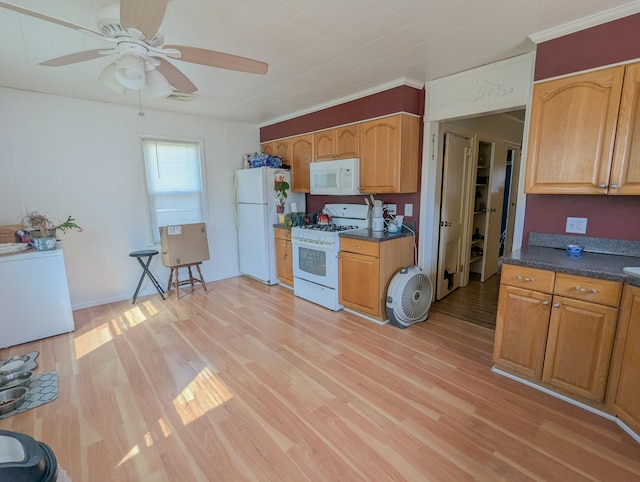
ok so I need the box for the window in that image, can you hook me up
[142,138,206,243]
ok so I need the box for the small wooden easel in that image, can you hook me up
[166,262,207,299]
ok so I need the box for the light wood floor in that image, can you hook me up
[431,272,501,330]
[1,276,640,481]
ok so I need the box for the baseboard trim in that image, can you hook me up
[491,366,640,444]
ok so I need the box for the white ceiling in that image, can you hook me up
[1,0,639,126]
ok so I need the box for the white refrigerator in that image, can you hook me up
[235,167,305,285]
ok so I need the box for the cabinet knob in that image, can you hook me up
[542,300,549,305]
[489,208,497,213]
[598,183,607,188]
[553,303,560,308]
[610,184,619,189]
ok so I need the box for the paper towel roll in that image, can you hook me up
[291,203,297,213]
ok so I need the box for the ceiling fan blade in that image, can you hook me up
[155,58,197,93]
[120,0,168,40]
[164,45,268,75]
[39,49,114,67]
[0,1,104,37]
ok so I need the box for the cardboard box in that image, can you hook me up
[160,223,210,267]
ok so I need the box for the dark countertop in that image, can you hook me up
[501,246,640,287]
[339,228,414,243]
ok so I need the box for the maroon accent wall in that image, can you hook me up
[534,13,640,81]
[527,14,640,244]
[523,195,640,245]
[260,85,424,142]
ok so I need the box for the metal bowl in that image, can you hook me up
[0,370,33,390]
[0,386,28,415]
[0,355,30,375]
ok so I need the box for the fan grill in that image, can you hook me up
[400,273,431,320]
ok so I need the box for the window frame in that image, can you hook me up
[140,134,208,245]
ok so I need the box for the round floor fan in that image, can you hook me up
[386,266,433,329]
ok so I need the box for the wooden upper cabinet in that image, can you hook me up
[260,140,290,163]
[261,142,275,156]
[610,62,640,195]
[289,134,314,193]
[314,125,359,161]
[525,65,625,194]
[359,113,420,193]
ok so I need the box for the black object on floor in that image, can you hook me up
[0,429,58,481]
[129,250,166,304]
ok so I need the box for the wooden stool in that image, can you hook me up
[166,262,207,299]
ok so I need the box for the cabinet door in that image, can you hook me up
[339,251,380,317]
[335,125,359,159]
[525,66,625,194]
[290,134,314,193]
[274,139,290,162]
[275,237,293,286]
[607,285,640,434]
[359,115,401,193]
[494,285,552,379]
[610,62,640,195]
[314,129,335,161]
[542,296,618,402]
[261,142,275,155]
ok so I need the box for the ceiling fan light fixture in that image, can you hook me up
[98,61,126,94]
[114,54,145,89]
[144,62,173,97]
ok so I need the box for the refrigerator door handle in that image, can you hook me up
[234,172,240,229]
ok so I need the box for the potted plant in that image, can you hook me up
[274,176,289,214]
[18,210,82,251]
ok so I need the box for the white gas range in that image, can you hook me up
[291,203,370,310]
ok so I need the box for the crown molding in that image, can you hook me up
[259,77,425,127]
[529,1,640,44]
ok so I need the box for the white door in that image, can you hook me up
[436,133,472,300]
[481,142,508,281]
[503,146,521,257]
[236,167,268,204]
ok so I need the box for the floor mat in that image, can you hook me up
[0,372,58,419]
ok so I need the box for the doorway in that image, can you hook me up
[432,109,525,328]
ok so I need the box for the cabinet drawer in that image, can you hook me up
[554,273,622,307]
[339,238,379,257]
[500,264,555,293]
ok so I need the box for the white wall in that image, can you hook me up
[0,87,260,309]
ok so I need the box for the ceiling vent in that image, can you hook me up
[165,92,196,102]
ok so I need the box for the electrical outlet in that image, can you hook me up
[404,203,413,217]
[386,204,397,215]
[566,217,587,234]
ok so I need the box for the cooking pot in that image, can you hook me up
[317,213,331,224]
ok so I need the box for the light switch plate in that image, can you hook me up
[566,217,587,234]
[405,203,413,217]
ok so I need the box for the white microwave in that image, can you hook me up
[309,158,360,195]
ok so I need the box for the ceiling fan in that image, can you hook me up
[0,0,268,96]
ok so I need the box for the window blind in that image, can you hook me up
[142,139,205,243]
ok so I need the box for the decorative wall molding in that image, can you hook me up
[426,53,535,122]
[529,1,640,44]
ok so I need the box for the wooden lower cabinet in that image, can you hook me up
[543,295,618,402]
[339,236,413,321]
[274,227,293,287]
[493,284,552,379]
[494,264,622,403]
[607,284,640,433]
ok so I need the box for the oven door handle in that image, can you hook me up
[292,238,334,250]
